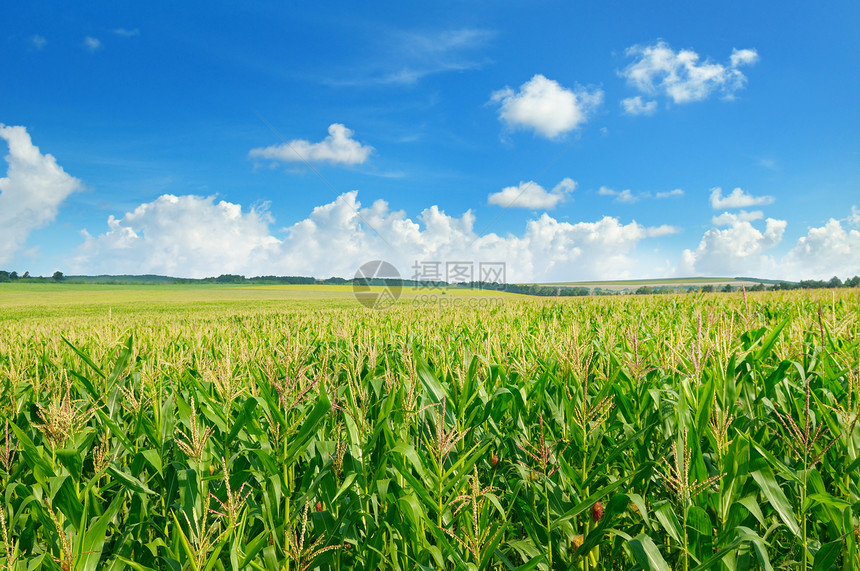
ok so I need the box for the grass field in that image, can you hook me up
[0,284,858,569]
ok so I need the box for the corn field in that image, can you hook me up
[0,289,858,570]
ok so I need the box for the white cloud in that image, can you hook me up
[516,215,674,281]
[331,28,495,86]
[395,28,494,77]
[488,178,575,210]
[710,187,775,209]
[74,195,281,276]
[30,35,47,50]
[84,37,102,51]
[249,124,373,166]
[682,207,860,280]
[404,28,493,53]
[75,196,859,282]
[113,28,140,37]
[647,225,681,237]
[621,40,758,106]
[490,74,603,138]
[784,218,860,279]
[599,186,638,204]
[620,96,657,116]
[601,186,683,203]
[680,217,786,276]
[711,210,764,226]
[0,125,81,264]
[730,48,760,68]
[72,191,676,282]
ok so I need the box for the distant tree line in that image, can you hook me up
[773,276,860,289]
[459,281,591,296]
[467,275,860,297]
[2,270,859,297]
[642,275,860,295]
[0,270,63,282]
[203,274,350,285]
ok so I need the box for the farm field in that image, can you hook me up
[0,283,517,321]
[536,278,762,293]
[0,285,858,570]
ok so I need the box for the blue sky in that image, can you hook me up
[2,1,858,281]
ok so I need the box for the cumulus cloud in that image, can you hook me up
[515,215,674,281]
[710,187,775,209]
[0,124,81,264]
[76,195,859,282]
[84,37,102,51]
[679,217,786,276]
[621,40,758,106]
[249,124,373,166]
[712,210,764,226]
[647,225,682,237]
[113,28,140,37]
[491,74,603,138]
[488,178,575,210]
[74,195,281,276]
[784,217,860,279]
[72,191,676,282]
[620,96,657,116]
[682,207,860,280]
[655,189,684,199]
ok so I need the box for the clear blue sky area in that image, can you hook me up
[2,1,858,281]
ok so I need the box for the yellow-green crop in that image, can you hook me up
[0,284,858,569]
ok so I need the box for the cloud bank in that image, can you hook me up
[63,187,860,283]
[680,210,860,280]
[73,190,679,282]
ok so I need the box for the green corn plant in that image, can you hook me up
[0,503,21,571]
[1,286,859,568]
[440,466,505,569]
[770,367,838,570]
[516,411,568,568]
[661,427,722,571]
[280,501,350,571]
